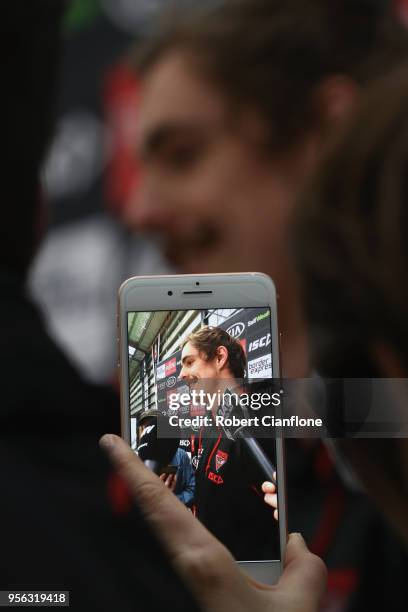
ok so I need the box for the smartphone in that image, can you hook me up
[118,273,287,584]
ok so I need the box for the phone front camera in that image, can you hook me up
[196,281,200,286]
[168,290,173,296]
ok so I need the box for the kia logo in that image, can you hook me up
[226,322,245,338]
[166,376,177,388]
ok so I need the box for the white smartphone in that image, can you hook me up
[118,273,287,584]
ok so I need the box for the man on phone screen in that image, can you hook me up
[179,326,279,561]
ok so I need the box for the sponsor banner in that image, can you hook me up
[166,375,177,388]
[219,307,272,378]
[165,357,177,376]
[247,354,272,379]
[156,363,166,380]
[247,309,270,330]
[226,320,245,339]
[247,332,271,355]
[156,349,182,410]
[157,394,167,411]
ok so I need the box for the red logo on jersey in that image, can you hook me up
[215,450,229,472]
[208,471,224,485]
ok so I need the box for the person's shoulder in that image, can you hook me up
[174,447,190,464]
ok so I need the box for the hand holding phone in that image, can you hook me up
[100,434,327,612]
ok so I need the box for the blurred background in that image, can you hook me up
[29,0,206,382]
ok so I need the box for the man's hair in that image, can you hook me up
[1,1,66,279]
[181,325,247,379]
[292,64,408,376]
[130,0,408,152]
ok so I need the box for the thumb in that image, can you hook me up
[278,534,327,606]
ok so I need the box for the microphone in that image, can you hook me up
[217,389,277,483]
[137,421,180,475]
[237,433,276,484]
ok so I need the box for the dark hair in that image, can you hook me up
[182,325,247,379]
[130,0,408,152]
[292,64,408,376]
[1,1,66,279]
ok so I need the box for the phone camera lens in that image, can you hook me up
[168,290,173,296]
[196,281,200,286]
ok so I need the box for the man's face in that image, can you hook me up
[128,52,300,278]
[179,341,220,383]
[138,424,146,442]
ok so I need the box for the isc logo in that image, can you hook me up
[208,471,224,485]
[249,333,271,352]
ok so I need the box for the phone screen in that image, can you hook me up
[126,306,281,563]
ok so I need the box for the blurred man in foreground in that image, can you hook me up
[124,1,408,608]
[101,64,408,612]
[127,0,408,377]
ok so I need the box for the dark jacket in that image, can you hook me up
[0,274,198,612]
[195,433,280,561]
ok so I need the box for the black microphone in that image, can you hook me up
[217,389,277,483]
[137,421,180,475]
[237,433,276,484]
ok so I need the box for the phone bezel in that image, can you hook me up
[118,272,287,584]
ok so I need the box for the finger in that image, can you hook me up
[99,434,255,609]
[171,474,178,491]
[262,481,276,494]
[159,473,166,482]
[274,509,278,521]
[278,533,327,606]
[264,493,277,509]
[100,435,212,556]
